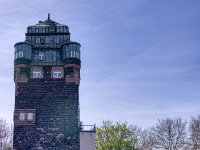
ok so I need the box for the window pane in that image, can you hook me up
[21,44,25,50]
[36,37,40,43]
[73,51,76,57]
[57,26,60,33]
[38,52,45,61]
[18,51,24,58]
[53,51,57,61]
[46,51,52,62]
[27,113,33,121]
[66,51,70,58]
[19,113,25,120]
[76,51,79,59]
[53,69,62,78]
[45,37,50,43]
[39,27,42,33]
[41,38,45,44]
[36,27,39,33]
[55,37,59,43]
[60,26,64,32]
[32,26,35,33]
[70,51,73,57]
[42,26,45,33]
[45,27,48,33]
[33,69,42,78]
[15,52,18,59]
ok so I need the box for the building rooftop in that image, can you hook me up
[36,14,59,26]
[27,14,69,34]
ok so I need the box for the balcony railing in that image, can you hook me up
[80,124,96,132]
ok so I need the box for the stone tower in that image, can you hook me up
[13,14,81,150]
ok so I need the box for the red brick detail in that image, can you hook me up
[51,66,64,78]
[64,64,80,69]
[64,64,80,85]
[14,64,27,68]
[14,77,28,83]
[65,77,80,85]
[14,109,36,125]
[14,67,29,83]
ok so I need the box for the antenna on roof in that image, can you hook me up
[48,13,50,20]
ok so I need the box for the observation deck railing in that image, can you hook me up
[80,124,96,132]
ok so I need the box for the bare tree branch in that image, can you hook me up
[0,118,11,149]
[189,115,200,150]
[150,118,187,150]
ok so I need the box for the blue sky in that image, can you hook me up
[0,0,199,128]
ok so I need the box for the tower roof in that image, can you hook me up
[35,14,62,26]
[27,14,69,34]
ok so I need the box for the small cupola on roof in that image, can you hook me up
[27,14,69,34]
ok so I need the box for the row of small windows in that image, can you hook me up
[34,50,60,62]
[36,37,59,44]
[15,50,32,60]
[15,44,31,51]
[15,51,24,59]
[14,43,32,59]
[19,112,33,121]
[62,44,80,59]
[69,51,80,59]
[63,44,80,51]
[62,50,80,59]
[26,35,70,45]
[32,68,63,78]
[15,50,80,60]
[27,26,68,33]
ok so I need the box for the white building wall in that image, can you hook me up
[80,131,96,150]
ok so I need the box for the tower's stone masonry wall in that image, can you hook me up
[13,16,82,150]
[13,66,80,150]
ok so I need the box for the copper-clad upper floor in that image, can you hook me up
[26,14,69,35]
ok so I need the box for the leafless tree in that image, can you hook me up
[150,118,187,150]
[140,131,156,150]
[129,125,142,148]
[129,125,155,150]
[189,115,200,150]
[0,118,11,150]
